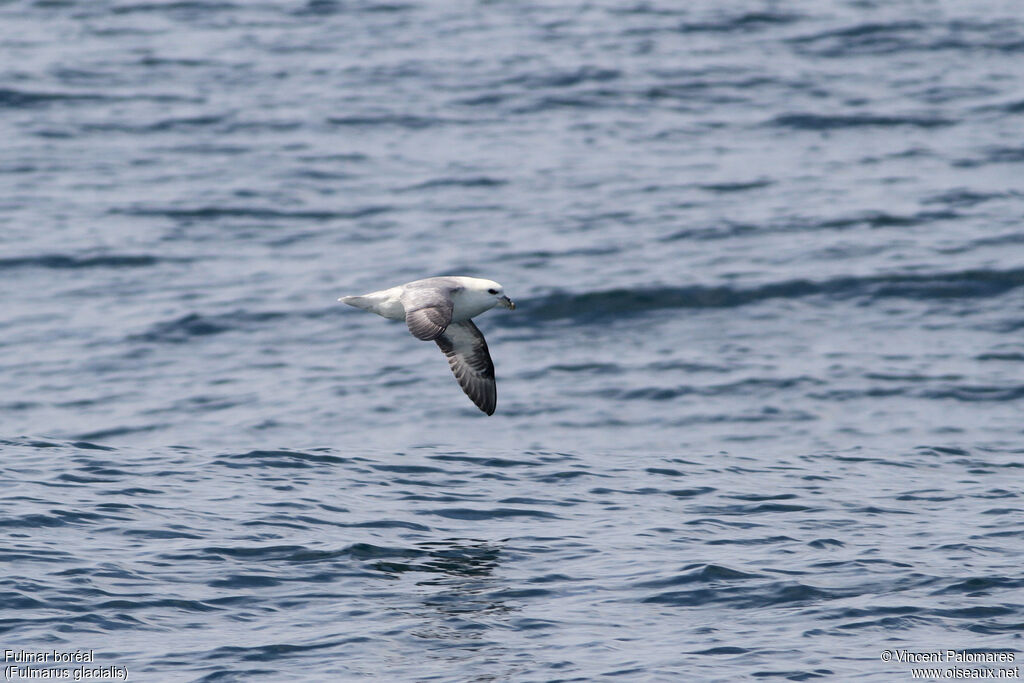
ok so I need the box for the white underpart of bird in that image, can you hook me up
[338,276,515,415]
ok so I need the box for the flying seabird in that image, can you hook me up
[338,276,515,415]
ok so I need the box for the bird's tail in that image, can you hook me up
[338,295,372,310]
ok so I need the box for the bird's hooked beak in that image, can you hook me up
[498,295,516,310]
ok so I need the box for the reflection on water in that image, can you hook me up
[373,539,503,581]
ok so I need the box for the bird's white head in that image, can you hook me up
[454,277,516,316]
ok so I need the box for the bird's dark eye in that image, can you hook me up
[488,288,498,294]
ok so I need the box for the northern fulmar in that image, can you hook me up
[339,276,515,415]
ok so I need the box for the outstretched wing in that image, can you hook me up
[435,320,497,415]
[400,286,454,341]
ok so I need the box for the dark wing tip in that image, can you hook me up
[467,376,497,415]
[446,355,497,415]
[469,382,497,415]
[436,321,498,415]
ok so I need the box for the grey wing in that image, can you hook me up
[435,320,497,415]
[400,286,454,341]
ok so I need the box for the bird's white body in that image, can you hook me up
[341,276,508,322]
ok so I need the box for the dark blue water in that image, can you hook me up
[2,1,1023,680]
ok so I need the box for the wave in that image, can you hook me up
[425,508,560,520]
[82,117,305,135]
[72,425,163,441]
[327,114,450,129]
[0,87,110,108]
[515,267,1024,322]
[643,579,837,608]
[810,384,1024,403]
[637,564,762,588]
[594,377,821,401]
[922,189,1011,207]
[110,2,240,15]
[676,12,801,33]
[771,113,954,130]
[131,311,287,344]
[0,253,171,270]
[612,8,799,33]
[787,20,928,57]
[111,205,390,221]
[129,306,339,344]
[953,145,1024,168]
[0,87,193,108]
[697,179,774,193]
[400,176,507,191]
[660,209,958,242]
[499,66,621,90]
[789,19,1024,57]
[294,1,416,16]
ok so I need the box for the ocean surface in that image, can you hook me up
[2,0,1023,680]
